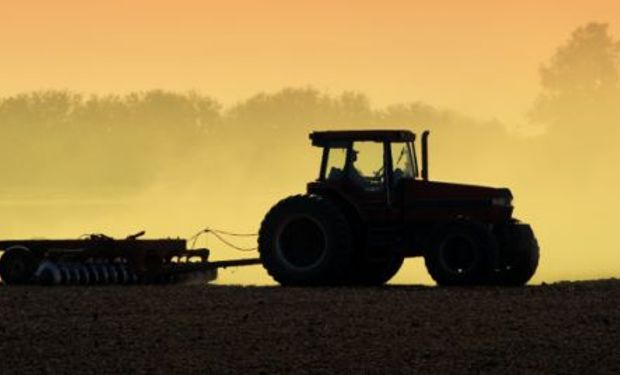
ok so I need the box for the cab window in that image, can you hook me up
[391,142,415,184]
[325,147,347,181]
[348,141,385,191]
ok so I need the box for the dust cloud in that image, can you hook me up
[1,22,618,285]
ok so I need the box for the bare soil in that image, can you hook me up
[0,279,618,374]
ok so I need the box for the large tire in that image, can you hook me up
[424,221,498,286]
[258,194,354,286]
[496,223,539,286]
[346,254,404,286]
[0,247,38,285]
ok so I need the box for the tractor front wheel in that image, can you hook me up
[425,221,498,286]
[495,223,539,286]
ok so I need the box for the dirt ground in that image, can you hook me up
[0,279,618,375]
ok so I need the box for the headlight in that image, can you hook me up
[492,196,512,207]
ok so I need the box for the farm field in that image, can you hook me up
[0,280,618,374]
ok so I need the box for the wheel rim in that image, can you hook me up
[438,234,478,274]
[276,216,327,270]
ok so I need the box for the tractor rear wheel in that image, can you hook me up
[496,223,539,286]
[258,194,353,286]
[425,221,498,286]
[0,247,38,285]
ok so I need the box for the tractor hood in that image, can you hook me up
[407,180,512,203]
[400,180,514,222]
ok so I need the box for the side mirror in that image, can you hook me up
[421,130,430,181]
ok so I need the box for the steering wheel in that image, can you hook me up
[372,166,384,179]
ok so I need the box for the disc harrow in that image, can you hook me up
[0,231,258,286]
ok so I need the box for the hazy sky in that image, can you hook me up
[1,1,620,285]
[1,0,619,125]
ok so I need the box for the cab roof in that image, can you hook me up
[310,130,415,147]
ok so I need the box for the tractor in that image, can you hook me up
[258,129,539,286]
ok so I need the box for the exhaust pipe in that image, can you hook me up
[421,130,430,181]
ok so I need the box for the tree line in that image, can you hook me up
[0,88,504,191]
[0,22,617,194]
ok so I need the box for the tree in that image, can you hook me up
[529,23,620,131]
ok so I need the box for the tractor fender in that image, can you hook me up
[311,189,365,237]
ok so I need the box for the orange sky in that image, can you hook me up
[1,0,619,122]
[1,1,620,285]
[0,0,620,122]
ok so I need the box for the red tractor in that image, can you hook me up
[258,130,539,286]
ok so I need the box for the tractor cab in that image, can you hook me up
[308,130,428,218]
[311,129,422,186]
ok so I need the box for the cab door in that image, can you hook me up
[342,141,395,222]
[387,141,417,216]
